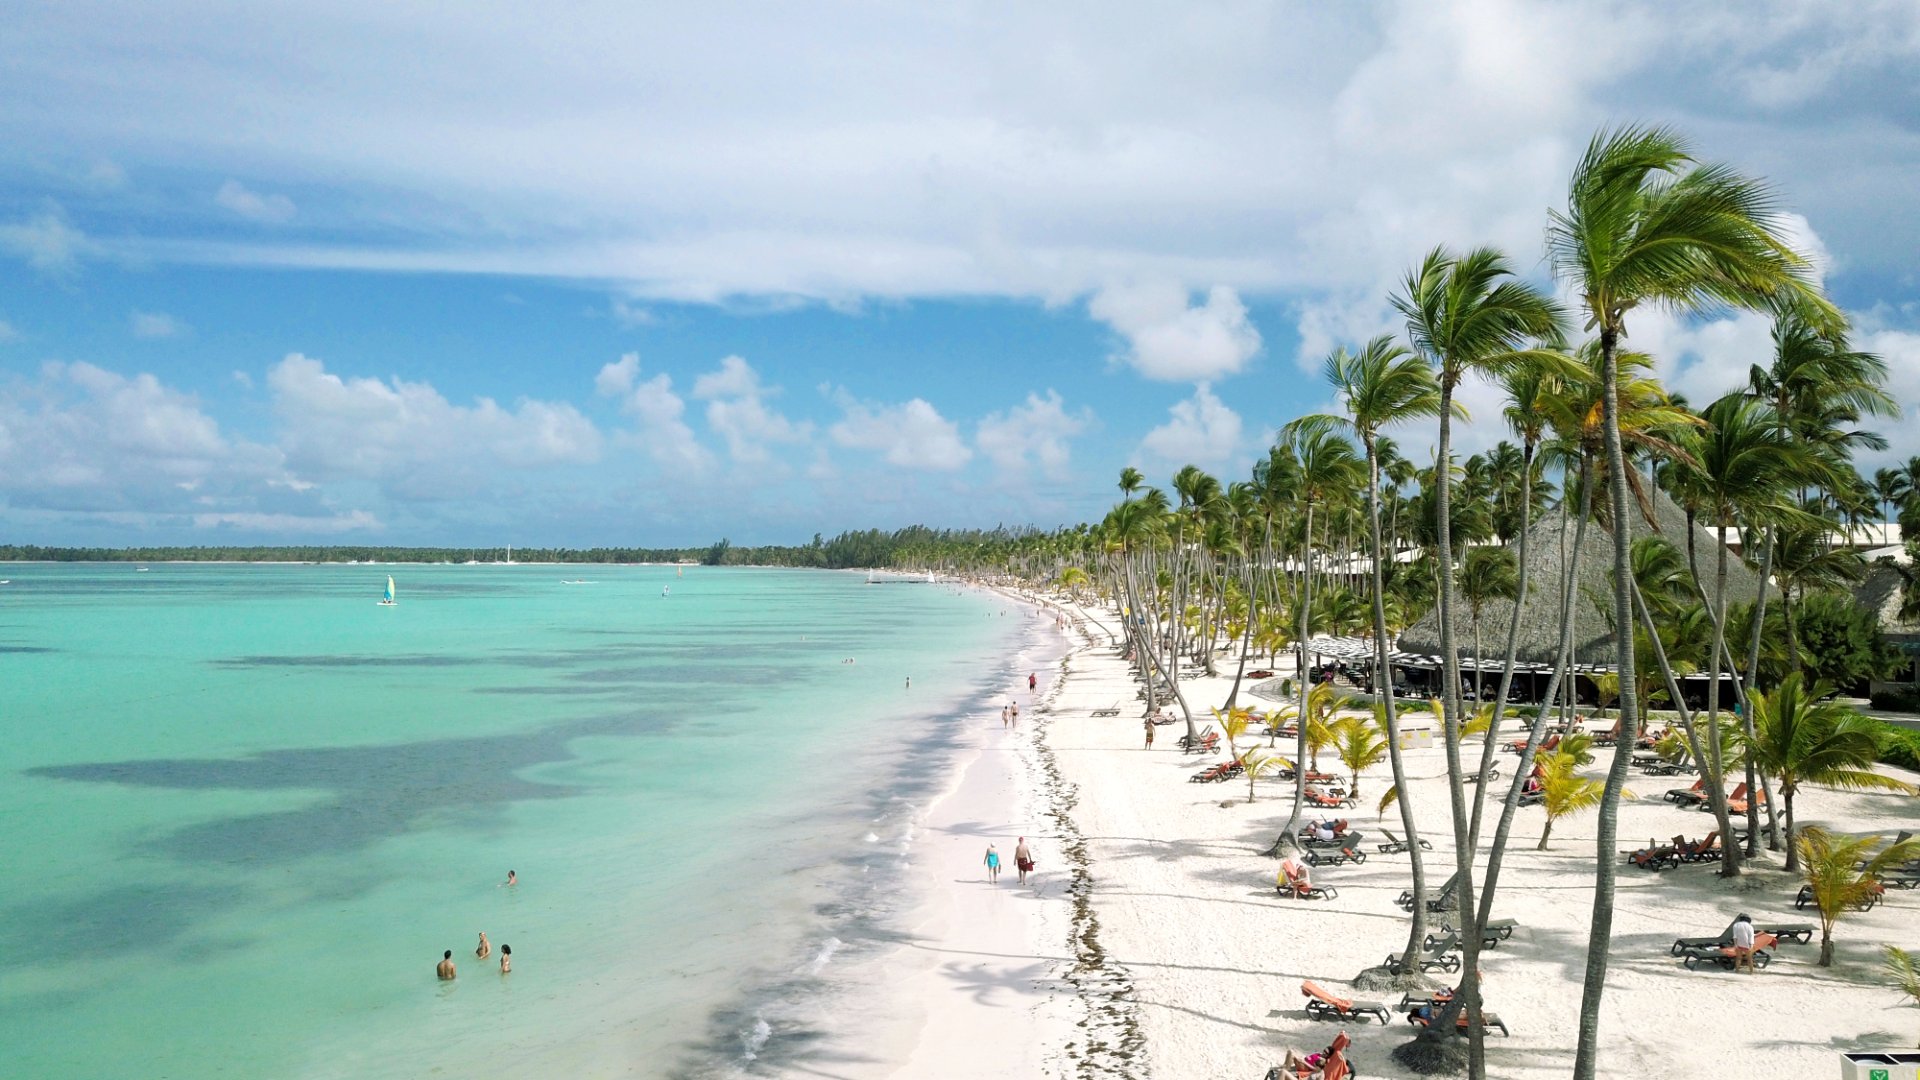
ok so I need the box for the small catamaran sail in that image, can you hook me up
[378,575,398,606]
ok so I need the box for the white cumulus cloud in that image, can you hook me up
[976,390,1093,479]
[268,353,602,489]
[829,391,971,470]
[594,352,711,472]
[691,355,811,464]
[1137,384,1245,468]
[1089,282,1262,382]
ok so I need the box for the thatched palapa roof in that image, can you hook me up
[1396,488,1766,668]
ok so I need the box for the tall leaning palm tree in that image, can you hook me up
[1267,424,1361,853]
[1393,246,1564,1074]
[1546,123,1838,1080]
[1302,335,1448,961]
[1671,393,1824,861]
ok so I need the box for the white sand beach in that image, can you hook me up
[884,587,1920,1079]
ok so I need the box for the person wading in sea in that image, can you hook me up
[437,950,457,980]
[475,932,491,960]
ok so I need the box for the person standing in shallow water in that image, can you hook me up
[475,932,491,960]
[499,944,511,974]
[437,950,457,980]
[983,844,1001,882]
[1015,837,1034,884]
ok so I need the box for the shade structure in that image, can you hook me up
[1394,488,1767,671]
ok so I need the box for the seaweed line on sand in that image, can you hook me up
[1030,636,1149,1079]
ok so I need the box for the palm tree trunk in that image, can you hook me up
[1125,551,1198,742]
[1278,506,1316,853]
[1740,531,1782,850]
[1783,786,1799,873]
[1705,522,1747,872]
[1472,460,1590,952]
[1471,442,1535,851]
[1429,378,1487,1076]
[1363,435,1430,961]
[1572,327,1647,1080]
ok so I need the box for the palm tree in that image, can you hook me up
[1875,468,1911,523]
[1458,547,1518,702]
[1309,335,1446,959]
[1268,424,1362,853]
[1333,711,1390,798]
[1671,392,1826,860]
[1546,124,1836,1080]
[1535,752,1608,850]
[1884,947,1920,1047]
[1797,828,1920,966]
[1744,674,1917,871]
[1394,246,1564,1071]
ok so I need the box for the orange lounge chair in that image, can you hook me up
[1300,981,1388,1023]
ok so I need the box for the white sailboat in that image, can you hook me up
[377,575,398,606]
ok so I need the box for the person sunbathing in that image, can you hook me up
[1278,856,1312,894]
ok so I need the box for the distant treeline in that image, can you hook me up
[0,525,1060,570]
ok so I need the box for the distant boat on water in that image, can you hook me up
[378,575,398,606]
[136,567,150,572]
[562,579,592,585]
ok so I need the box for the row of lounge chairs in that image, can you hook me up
[1627,831,1722,870]
[1297,980,1511,1036]
[1190,759,1243,784]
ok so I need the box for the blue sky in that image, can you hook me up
[3,2,1919,546]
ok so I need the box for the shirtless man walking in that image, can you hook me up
[437,950,457,980]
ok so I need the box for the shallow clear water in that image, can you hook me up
[0,563,1017,1078]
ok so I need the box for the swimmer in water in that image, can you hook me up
[476,931,491,960]
[502,870,517,887]
[437,950,457,980]
[499,944,511,974]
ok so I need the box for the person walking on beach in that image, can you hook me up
[499,944,511,974]
[984,844,1002,882]
[1014,837,1034,884]
[1010,702,1019,726]
[1028,672,1037,692]
[475,932,491,960]
[437,950,457,980]
[1000,705,1009,728]
[1144,715,1155,749]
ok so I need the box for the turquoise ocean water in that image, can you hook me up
[0,563,1025,1078]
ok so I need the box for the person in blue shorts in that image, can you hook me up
[983,844,1002,882]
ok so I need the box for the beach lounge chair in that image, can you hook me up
[1670,917,1814,955]
[1464,765,1501,785]
[1677,831,1721,863]
[1090,702,1121,717]
[1181,731,1221,756]
[1300,819,1351,847]
[1627,837,1681,871]
[1682,931,1778,971]
[1376,830,1433,854]
[1397,872,1459,914]
[1305,785,1357,809]
[1664,778,1707,807]
[1264,1031,1354,1080]
[1727,785,1767,816]
[1304,832,1367,867]
[1442,918,1516,949]
[1388,931,1462,975]
[1798,881,1883,913]
[1407,1006,1509,1037]
[1277,860,1338,901]
[1300,981,1389,1024]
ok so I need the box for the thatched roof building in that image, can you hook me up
[1396,488,1766,669]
